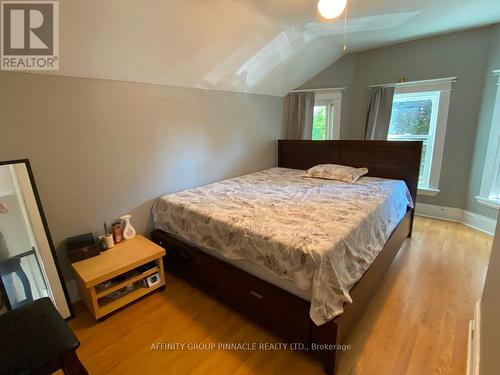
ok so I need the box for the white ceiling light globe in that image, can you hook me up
[317,0,347,20]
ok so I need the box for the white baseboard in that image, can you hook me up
[415,203,497,236]
[415,203,462,222]
[462,211,497,236]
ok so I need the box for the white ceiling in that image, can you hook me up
[43,0,500,96]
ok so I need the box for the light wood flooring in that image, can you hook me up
[64,217,493,375]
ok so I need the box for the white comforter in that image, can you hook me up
[152,168,412,326]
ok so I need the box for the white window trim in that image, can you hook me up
[392,78,454,193]
[315,89,342,140]
[476,70,500,210]
[476,196,500,210]
[418,187,440,196]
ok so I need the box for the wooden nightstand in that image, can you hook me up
[71,235,166,320]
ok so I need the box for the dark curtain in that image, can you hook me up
[365,87,395,140]
[285,92,316,139]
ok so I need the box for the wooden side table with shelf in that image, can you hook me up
[71,235,166,320]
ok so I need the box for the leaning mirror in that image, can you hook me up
[0,160,72,318]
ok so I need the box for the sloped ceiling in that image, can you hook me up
[43,0,500,96]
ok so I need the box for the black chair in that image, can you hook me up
[0,297,88,375]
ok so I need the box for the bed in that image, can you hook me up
[151,140,421,374]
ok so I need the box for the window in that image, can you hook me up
[386,78,454,195]
[312,105,327,140]
[388,91,439,188]
[312,89,342,140]
[477,70,500,209]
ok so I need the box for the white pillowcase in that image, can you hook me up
[303,164,369,183]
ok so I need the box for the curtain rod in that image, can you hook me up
[289,87,347,94]
[368,77,458,89]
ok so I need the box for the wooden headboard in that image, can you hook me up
[277,140,422,207]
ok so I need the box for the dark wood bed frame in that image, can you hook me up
[151,140,422,374]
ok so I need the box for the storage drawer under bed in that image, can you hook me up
[151,229,311,343]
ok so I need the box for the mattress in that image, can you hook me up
[152,167,413,325]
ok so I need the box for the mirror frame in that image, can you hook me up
[0,159,74,319]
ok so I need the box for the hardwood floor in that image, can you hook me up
[65,217,492,375]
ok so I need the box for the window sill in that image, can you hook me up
[417,188,440,197]
[475,196,500,210]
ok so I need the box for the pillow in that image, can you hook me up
[303,164,369,183]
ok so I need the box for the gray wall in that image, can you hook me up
[466,24,500,218]
[0,72,284,282]
[299,25,499,216]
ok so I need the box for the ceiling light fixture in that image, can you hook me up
[317,0,347,20]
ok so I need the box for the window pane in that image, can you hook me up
[388,99,433,136]
[420,140,427,186]
[388,135,428,185]
[312,106,326,140]
[388,92,439,189]
[491,182,500,201]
